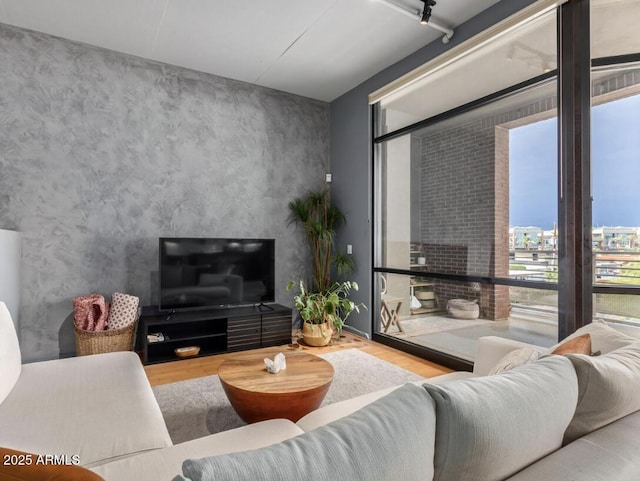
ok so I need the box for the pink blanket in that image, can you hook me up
[73,294,109,331]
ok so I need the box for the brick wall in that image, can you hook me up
[416,94,558,319]
[406,69,639,321]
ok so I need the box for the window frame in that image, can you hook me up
[370,0,640,367]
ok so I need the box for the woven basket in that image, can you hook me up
[74,321,136,356]
[446,299,480,320]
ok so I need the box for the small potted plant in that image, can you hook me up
[287,187,365,346]
[286,280,362,346]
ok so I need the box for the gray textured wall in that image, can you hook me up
[329,0,538,337]
[0,23,329,362]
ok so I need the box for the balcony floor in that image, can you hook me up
[385,310,558,362]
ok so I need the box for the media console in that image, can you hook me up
[138,304,292,365]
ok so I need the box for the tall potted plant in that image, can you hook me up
[286,187,364,346]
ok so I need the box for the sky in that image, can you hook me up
[509,94,640,230]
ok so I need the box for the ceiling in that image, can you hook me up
[380,0,640,131]
[0,0,501,102]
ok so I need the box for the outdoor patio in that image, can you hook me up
[384,300,640,361]
[386,308,557,361]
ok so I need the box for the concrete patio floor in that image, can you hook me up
[385,310,558,362]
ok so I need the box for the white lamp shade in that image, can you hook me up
[0,229,21,331]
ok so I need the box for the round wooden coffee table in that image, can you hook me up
[218,350,334,423]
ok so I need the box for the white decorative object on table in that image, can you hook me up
[264,352,287,374]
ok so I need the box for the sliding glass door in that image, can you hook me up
[371,0,640,369]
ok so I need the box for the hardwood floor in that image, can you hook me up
[144,331,452,386]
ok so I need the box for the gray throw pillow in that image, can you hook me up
[423,356,578,481]
[173,383,436,481]
[563,341,640,444]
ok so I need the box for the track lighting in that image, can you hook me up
[420,0,436,25]
[374,0,454,44]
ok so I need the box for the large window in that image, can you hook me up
[590,0,640,327]
[591,65,640,323]
[372,0,640,368]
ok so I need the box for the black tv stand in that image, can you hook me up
[138,304,292,364]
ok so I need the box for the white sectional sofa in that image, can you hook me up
[94,322,640,481]
[3,299,640,481]
[0,302,172,469]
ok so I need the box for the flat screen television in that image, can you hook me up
[159,237,275,311]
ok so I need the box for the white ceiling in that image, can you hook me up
[0,0,501,102]
[380,0,640,130]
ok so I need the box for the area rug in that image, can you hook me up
[153,348,425,444]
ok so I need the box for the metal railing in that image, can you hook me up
[509,249,640,321]
[509,250,640,285]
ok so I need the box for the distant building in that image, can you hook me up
[592,227,640,250]
[509,226,545,250]
[510,226,640,251]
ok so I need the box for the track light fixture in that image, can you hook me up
[420,0,437,25]
[373,0,454,43]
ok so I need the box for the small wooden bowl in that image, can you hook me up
[175,346,200,358]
